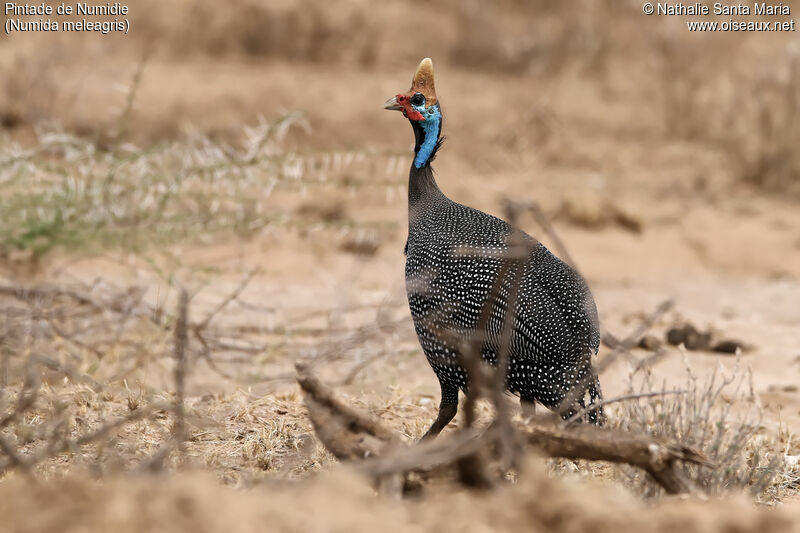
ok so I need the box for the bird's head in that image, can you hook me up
[385,58,443,168]
[384,57,439,122]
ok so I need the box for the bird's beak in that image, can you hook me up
[384,95,402,111]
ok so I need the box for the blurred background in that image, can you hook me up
[0,0,798,519]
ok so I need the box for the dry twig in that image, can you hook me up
[295,364,710,495]
[521,417,710,494]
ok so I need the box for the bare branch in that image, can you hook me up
[192,268,259,331]
[520,418,711,495]
[296,363,710,495]
[561,390,688,427]
[524,200,577,270]
[296,362,399,446]
[142,289,190,472]
[173,289,189,452]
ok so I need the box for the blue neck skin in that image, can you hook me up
[412,103,441,168]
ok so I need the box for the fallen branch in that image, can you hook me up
[521,418,711,494]
[296,362,398,461]
[362,426,486,479]
[295,365,711,495]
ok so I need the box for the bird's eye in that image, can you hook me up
[410,93,425,107]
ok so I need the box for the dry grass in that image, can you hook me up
[0,230,798,532]
[0,116,404,261]
[0,212,796,504]
[1,344,799,533]
[0,259,418,485]
[611,354,789,500]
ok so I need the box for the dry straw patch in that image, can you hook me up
[0,116,404,262]
[612,355,788,500]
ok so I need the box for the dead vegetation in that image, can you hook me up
[0,257,415,483]
[0,268,790,495]
[3,201,793,509]
[297,360,713,496]
[615,358,784,500]
[0,116,403,262]
[1,255,796,532]
[0,196,797,530]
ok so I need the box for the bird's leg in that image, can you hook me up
[420,382,459,440]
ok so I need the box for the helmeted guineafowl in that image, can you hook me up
[385,58,604,439]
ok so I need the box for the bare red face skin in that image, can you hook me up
[395,93,425,121]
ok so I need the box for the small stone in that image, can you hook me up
[666,324,711,350]
[637,334,661,351]
[666,325,689,346]
[711,339,750,354]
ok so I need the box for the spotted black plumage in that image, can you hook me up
[386,58,604,438]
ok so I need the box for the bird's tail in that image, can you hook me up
[556,371,605,425]
[585,374,605,425]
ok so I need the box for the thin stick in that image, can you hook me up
[0,283,103,311]
[193,329,237,380]
[173,289,189,454]
[193,268,259,332]
[561,390,688,427]
[342,353,382,385]
[490,201,532,468]
[140,289,190,473]
[602,300,674,352]
[525,200,577,270]
[111,47,150,144]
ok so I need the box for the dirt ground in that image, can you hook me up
[0,1,799,531]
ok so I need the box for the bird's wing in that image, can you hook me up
[528,244,601,356]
